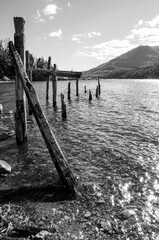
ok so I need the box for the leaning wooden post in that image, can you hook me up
[26,50,33,115]
[89,89,92,101]
[46,56,51,101]
[68,82,71,100]
[14,17,27,145]
[52,64,57,107]
[61,93,67,120]
[9,41,77,193]
[76,78,79,97]
[98,78,101,95]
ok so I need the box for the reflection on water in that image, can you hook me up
[1,79,159,238]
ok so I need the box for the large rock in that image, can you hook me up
[0,160,11,175]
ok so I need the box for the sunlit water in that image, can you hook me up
[1,79,159,238]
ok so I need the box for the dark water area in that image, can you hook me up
[1,79,159,238]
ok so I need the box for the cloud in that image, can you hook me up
[34,10,45,22]
[49,29,62,39]
[75,14,159,62]
[75,39,137,61]
[127,15,159,46]
[68,2,71,7]
[72,32,101,43]
[43,4,60,19]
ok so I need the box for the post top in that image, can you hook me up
[14,17,25,33]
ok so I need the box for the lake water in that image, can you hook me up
[1,79,159,238]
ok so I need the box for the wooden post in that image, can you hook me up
[84,86,87,93]
[68,82,71,100]
[52,64,57,107]
[76,78,79,97]
[61,93,67,120]
[26,50,33,115]
[14,17,27,145]
[96,85,99,98]
[98,78,101,95]
[89,89,92,101]
[9,41,77,193]
[46,56,51,101]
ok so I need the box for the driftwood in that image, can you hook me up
[14,17,27,144]
[9,41,77,193]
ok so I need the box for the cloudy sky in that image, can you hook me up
[1,0,159,71]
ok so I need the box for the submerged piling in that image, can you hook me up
[46,56,51,101]
[98,78,101,95]
[68,82,71,100]
[76,78,79,97]
[52,64,57,107]
[61,93,67,120]
[89,90,92,101]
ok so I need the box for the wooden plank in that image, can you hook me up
[9,41,77,193]
[31,69,82,79]
[57,70,82,78]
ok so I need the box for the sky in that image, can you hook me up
[1,0,159,71]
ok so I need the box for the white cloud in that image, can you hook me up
[49,29,62,39]
[44,4,60,19]
[75,39,137,61]
[72,32,101,43]
[138,19,144,26]
[34,10,45,22]
[75,14,159,62]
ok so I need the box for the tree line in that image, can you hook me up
[0,39,50,81]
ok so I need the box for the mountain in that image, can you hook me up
[83,45,159,79]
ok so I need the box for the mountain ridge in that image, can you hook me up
[82,45,159,79]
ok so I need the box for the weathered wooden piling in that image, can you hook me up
[76,78,79,97]
[46,56,51,101]
[14,17,27,145]
[96,85,99,98]
[52,64,57,107]
[9,41,77,193]
[26,50,33,115]
[98,78,101,95]
[68,82,71,100]
[61,93,67,120]
[89,89,92,101]
[84,86,87,93]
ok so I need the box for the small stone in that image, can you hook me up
[117,209,135,220]
[34,230,52,240]
[0,160,11,175]
[84,211,91,218]
[97,199,105,204]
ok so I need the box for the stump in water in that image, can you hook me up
[46,56,51,101]
[89,90,92,101]
[76,79,79,97]
[67,82,71,100]
[61,93,67,120]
